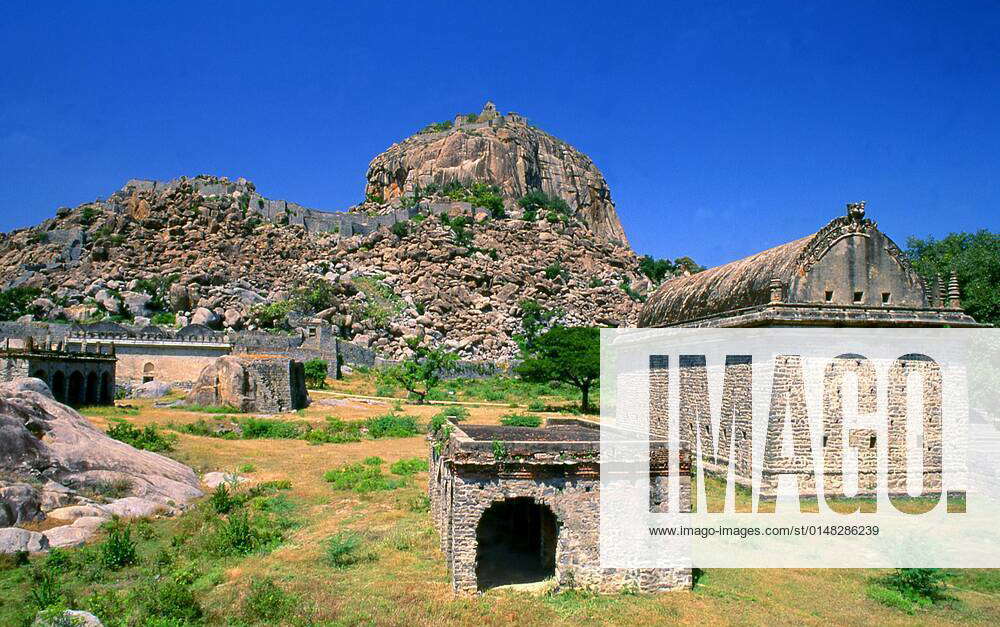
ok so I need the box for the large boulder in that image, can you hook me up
[0,378,202,521]
[0,527,48,553]
[0,484,43,525]
[185,356,309,413]
[134,380,171,399]
[190,307,221,328]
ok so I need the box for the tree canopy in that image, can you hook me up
[377,341,459,403]
[516,325,599,412]
[906,230,1000,326]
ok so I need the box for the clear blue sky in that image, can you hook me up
[2,1,998,267]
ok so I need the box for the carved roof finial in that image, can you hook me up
[948,270,961,309]
[846,201,866,221]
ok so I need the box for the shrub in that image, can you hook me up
[500,413,542,427]
[150,311,176,326]
[881,568,951,602]
[237,417,307,439]
[292,279,338,314]
[212,510,282,556]
[303,416,364,444]
[303,358,329,389]
[210,483,236,514]
[351,275,405,330]
[325,531,376,568]
[544,261,566,281]
[421,120,453,133]
[364,412,419,438]
[250,300,293,329]
[238,463,256,473]
[100,524,138,570]
[242,577,298,623]
[389,457,429,476]
[144,579,203,623]
[106,420,176,452]
[0,286,42,321]
[390,220,409,238]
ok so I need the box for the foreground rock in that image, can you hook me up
[0,378,203,552]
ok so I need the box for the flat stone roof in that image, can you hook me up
[460,423,600,443]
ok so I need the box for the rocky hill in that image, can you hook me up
[365,102,630,246]
[0,176,648,362]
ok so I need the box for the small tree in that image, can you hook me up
[376,341,458,403]
[303,359,329,389]
[514,299,563,352]
[516,326,599,412]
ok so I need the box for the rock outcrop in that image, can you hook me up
[365,102,630,246]
[0,174,650,361]
[0,377,203,552]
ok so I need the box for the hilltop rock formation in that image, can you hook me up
[365,102,630,246]
[0,175,649,361]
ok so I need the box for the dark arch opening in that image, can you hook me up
[475,497,558,591]
[100,372,113,405]
[85,372,99,406]
[67,371,85,406]
[142,362,155,384]
[52,371,66,403]
[32,369,47,386]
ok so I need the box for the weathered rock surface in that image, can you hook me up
[134,380,171,399]
[366,102,629,246]
[0,377,202,551]
[0,527,48,553]
[33,609,103,627]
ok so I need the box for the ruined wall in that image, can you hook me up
[429,425,692,594]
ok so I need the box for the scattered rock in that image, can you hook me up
[102,496,166,519]
[0,527,48,554]
[33,609,103,627]
[202,472,250,489]
[190,307,220,328]
[134,380,171,399]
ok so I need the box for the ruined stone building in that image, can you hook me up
[0,336,116,406]
[429,418,691,593]
[186,355,309,414]
[638,203,984,499]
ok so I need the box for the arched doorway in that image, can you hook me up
[142,362,155,384]
[100,372,113,405]
[475,497,558,590]
[85,372,99,405]
[67,371,85,406]
[52,371,66,403]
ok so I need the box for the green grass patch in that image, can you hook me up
[323,457,409,493]
[389,457,428,476]
[499,412,542,427]
[106,419,177,452]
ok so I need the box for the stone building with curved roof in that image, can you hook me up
[638,202,982,329]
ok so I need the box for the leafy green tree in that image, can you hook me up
[516,326,599,412]
[514,299,563,352]
[376,341,458,403]
[906,230,1000,326]
[0,287,42,321]
[303,359,329,389]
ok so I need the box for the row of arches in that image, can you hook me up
[32,368,113,406]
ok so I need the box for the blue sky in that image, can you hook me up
[1,1,998,267]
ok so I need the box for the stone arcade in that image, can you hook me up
[429,418,691,594]
[0,336,115,406]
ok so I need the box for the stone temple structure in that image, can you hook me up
[0,336,115,406]
[638,203,984,499]
[638,202,981,329]
[429,418,691,593]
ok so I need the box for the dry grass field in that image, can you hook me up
[2,376,997,626]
